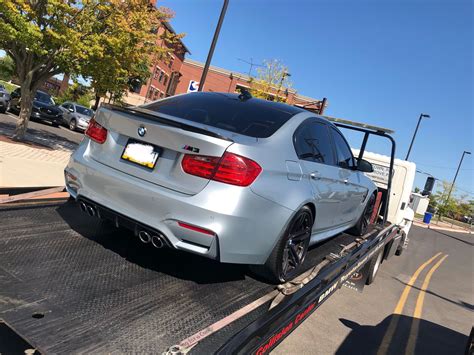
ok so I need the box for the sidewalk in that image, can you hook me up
[413,218,472,234]
[0,121,76,188]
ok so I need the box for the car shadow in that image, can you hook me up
[336,314,468,355]
[56,201,250,285]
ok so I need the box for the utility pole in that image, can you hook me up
[445,150,471,204]
[198,0,229,92]
[405,113,430,160]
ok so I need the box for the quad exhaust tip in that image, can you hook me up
[86,205,96,217]
[138,230,151,244]
[151,235,164,249]
[79,201,87,213]
[79,201,96,217]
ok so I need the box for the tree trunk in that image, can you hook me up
[13,81,35,141]
[93,94,101,110]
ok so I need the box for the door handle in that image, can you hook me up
[310,172,321,180]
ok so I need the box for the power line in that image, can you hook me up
[416,162,473,170]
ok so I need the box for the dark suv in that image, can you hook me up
[10,89,63,127]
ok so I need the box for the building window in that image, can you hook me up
[168,58,174,68]
[153,67,160,79]
[158,71,164,82]
[163,75,168,86]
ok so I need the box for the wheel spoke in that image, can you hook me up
[288,243,301,266]
[290,229,309,242]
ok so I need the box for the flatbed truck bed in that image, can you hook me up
[0,199,402,354]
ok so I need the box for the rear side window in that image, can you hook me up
[143,93,303,138]
[331,128,355,169]
[294,121,335,165]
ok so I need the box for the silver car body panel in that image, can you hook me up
[65,94,376,265]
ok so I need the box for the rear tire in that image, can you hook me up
[253,206,313,284]
[348,193,376,236]
[366,249,383,285]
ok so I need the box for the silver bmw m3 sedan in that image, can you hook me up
[65,92,377,282]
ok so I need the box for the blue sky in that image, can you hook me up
[159,0,473,197]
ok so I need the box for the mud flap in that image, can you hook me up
[342,262,371,293]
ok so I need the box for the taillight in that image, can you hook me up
[85,118,107,144]
[181,152,262,187]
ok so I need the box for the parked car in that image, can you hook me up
[60,102,94,131]
[9,89,63,127]
[65,92,376,282]
[0,85,10,113]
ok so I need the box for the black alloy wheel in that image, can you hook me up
[279,208,313,282]
[360,193,376,235]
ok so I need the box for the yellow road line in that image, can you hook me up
[377,252,442,355]
[405,254,448,355]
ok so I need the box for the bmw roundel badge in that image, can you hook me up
[138,126,147,137]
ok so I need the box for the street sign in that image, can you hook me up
[187,80,199,93]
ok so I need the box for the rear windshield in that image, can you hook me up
[35,92,54,105]
[143,93,303,138]
[76,106,94,116]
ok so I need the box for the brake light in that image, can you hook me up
[181,152,262,187]
[85,118,107,144]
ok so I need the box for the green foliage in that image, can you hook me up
[414,187,420,193]
[0,79,19,93]
[429,180,473,220]
[55,83,93,108]
[0,56,15,81]
[0,0,181,139]
[249,59,292,102]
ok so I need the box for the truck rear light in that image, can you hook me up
[178,221,215,236]
[85,118,107,144]
[181,152,262,187]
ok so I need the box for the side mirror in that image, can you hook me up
[68,108,74,112]
[356,158,374,173]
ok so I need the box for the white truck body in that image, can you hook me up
[352,149,416,236]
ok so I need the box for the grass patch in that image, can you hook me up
[0,80,19,94]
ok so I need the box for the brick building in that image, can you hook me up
[123,21,190,106]
[175,59,325,112]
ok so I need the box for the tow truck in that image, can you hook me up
[0,117,416,354]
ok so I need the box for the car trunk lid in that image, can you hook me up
[88,105,234,195]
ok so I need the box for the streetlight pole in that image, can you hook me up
[405,113,430,160]
[198,0,229,92]
[445,150,471,204]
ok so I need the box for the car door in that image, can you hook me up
[62,103,74,123]
[294,119,346,233]
[330,127,368,225]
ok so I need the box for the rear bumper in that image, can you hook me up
[65,140,293,264]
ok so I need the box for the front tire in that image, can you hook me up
[348,193,376,236]
[254,206,313,283]
[69,118,77,131]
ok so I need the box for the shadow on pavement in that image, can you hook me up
[337,314,468,355]
[0,120,78,151]
[56,200,250,285]
[391,277,472,312]
[429,228,473,246]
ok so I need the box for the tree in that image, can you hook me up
[0,55,15,81]
[414,187,420,193]
[249,59,292,102]
[0,0,179,140]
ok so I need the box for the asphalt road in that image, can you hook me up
[274,225,473,354]
[0,111,83,145]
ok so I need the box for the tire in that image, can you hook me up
[253,206,313,283]
[395,232,406,256]
[366,249,383,285]
[69,118,77,131]
[348,193,376,236]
